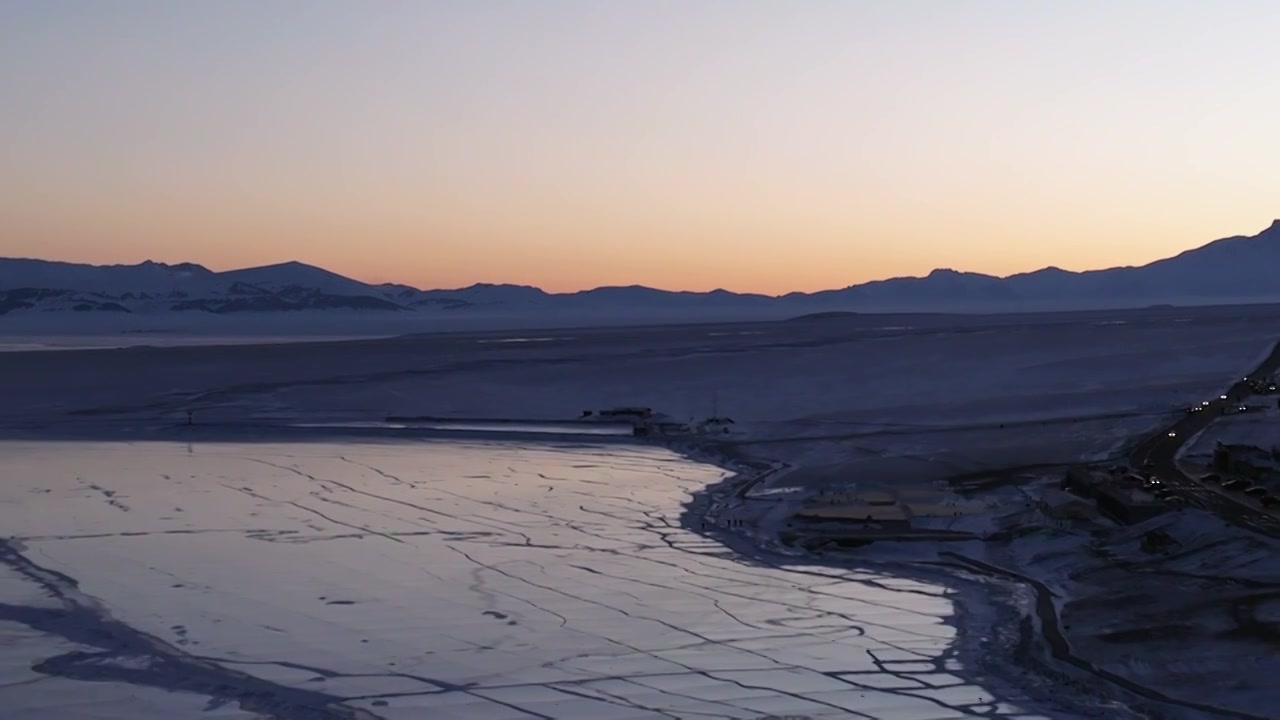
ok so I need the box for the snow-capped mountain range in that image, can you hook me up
[4,220,1280,324]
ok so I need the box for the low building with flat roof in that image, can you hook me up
[905,501,987,517]
[1061,466,1108,498]
[806,490,896,507]
[1096,485,1168,525]
[793,503,911,531]
[1038,488,1097,521]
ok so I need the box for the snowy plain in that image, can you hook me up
[5,307,1280,718]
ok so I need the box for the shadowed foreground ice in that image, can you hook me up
[1,438,1058,719]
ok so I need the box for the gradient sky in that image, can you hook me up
[3,1,1279,293]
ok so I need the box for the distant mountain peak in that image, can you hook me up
[248,260,321,272]
[463,282,539,290]
[5,217,1280,320]
[123,259,211,273]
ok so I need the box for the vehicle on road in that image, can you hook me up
[1244,486,1268,498]
[1223,479,1248,491]
[1167,431,1177,438]
[1202,473,1222,484]
[1260,495,1279,508]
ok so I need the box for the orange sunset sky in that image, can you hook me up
[2,1,1279,294]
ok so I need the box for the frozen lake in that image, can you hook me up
[1,437,1057,719]
[7,310,1280,718]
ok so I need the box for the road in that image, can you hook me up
[1128,340,1280,538]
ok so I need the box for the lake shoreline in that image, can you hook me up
[670,435,1126,720]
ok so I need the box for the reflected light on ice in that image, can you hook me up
[0,439,1055,719]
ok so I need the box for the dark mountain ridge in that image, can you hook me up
[3,220,1279,318]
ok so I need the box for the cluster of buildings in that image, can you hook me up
[790,487,987,534]
[1245,375,1280,395]
[580,407,737,437]
[1059,467,1171,525]
[1212,442,1280,476]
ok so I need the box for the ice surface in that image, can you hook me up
[0,622,266,720]
[5,310,1280,718]
[1,439,1057,719]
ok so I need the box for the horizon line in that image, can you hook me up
[4,219,1277,297]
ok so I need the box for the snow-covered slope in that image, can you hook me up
[0,259,217,296]
[0,260,412,316]
[216,261,376,296]
[4,219,1280,325]
[806,219,1280,311]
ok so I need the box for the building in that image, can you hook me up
[808,489,896,506]
[1039,488,1097,521]
[904,501,987,518]
[1213,443,1231,472]
[1061,466,1106,498]
[1212,443,1280,479]
[1095,485,1168,525]
[598,406,653,419]
[792,503,912,532]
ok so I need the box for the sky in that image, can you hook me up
[2,1,1279,294]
